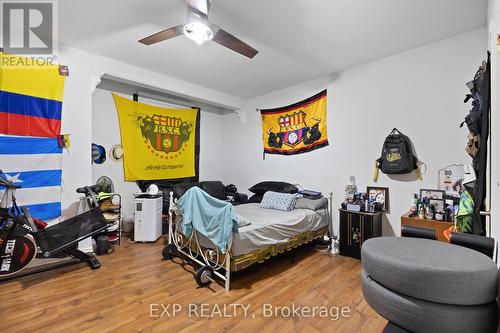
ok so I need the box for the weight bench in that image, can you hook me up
[0,206,108,281]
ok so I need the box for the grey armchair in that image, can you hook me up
[361,236,498,333]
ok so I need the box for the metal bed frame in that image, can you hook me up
[162,191,333,291]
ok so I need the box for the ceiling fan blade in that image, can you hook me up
[186,0,210,15]
[212,29,258,59]
[138,25,184,45]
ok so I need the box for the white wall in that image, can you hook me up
[56,44,243,219]
[91,88,225,217]
[221,28,487,236]
[57,26,487,239]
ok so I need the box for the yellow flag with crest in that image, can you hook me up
[260,90,329,155]
[113,93,199,180]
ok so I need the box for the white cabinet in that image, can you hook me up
[134,194,162,242]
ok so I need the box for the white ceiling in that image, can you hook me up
[59,0,487,99]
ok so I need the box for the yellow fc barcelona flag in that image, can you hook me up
[261,90,329,155]
[113,93,199,181]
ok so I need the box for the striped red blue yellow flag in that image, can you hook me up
[0,53,66,138]
[0,53,66,220]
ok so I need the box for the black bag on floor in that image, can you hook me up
[373,128,421,181]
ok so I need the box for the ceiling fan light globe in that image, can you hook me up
[183,21,213,44]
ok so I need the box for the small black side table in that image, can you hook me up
[339,209,382,259]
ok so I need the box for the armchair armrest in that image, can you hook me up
[449,232,495,259]
[401,225,436,240]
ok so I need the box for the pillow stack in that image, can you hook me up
[247,181,298,203]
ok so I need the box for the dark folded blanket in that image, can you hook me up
[295,197,327,210]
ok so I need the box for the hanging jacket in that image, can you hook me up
[456,191,474,233]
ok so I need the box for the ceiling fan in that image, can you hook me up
[138,0,259,59]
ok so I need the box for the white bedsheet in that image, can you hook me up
[231,203,329,256]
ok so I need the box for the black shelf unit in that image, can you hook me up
[97,193,122,246]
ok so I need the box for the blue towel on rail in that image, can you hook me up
[178,186,237,252]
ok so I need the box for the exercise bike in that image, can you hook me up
[0,170,109,278]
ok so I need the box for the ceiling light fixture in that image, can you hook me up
[183,21,214,44]
[138,0,259,58]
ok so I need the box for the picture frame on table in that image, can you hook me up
[419,189,445,201]
[366,186,389,212]
[429,199,445,212]
[438,164,464,198]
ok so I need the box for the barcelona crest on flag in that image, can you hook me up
[142,114,192,154]
[260,90,329,155]
[278,111,307,147]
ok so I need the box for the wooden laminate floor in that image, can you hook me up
[0,238,386,333]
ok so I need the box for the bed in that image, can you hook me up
[163,191,332,291]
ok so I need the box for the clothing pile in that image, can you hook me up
[459,53,490,234]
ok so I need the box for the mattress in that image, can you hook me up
[231,203,329,256]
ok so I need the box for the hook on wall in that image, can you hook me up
[234,110,247,124]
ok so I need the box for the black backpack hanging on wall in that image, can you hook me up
[373,128,421,181]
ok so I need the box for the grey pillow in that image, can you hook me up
[294,197,327,210]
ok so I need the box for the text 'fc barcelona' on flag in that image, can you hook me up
[0,53,66,138]
[260,89,329,155]
[0,136,63,220]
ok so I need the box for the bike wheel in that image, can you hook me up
[0,234,37,276]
